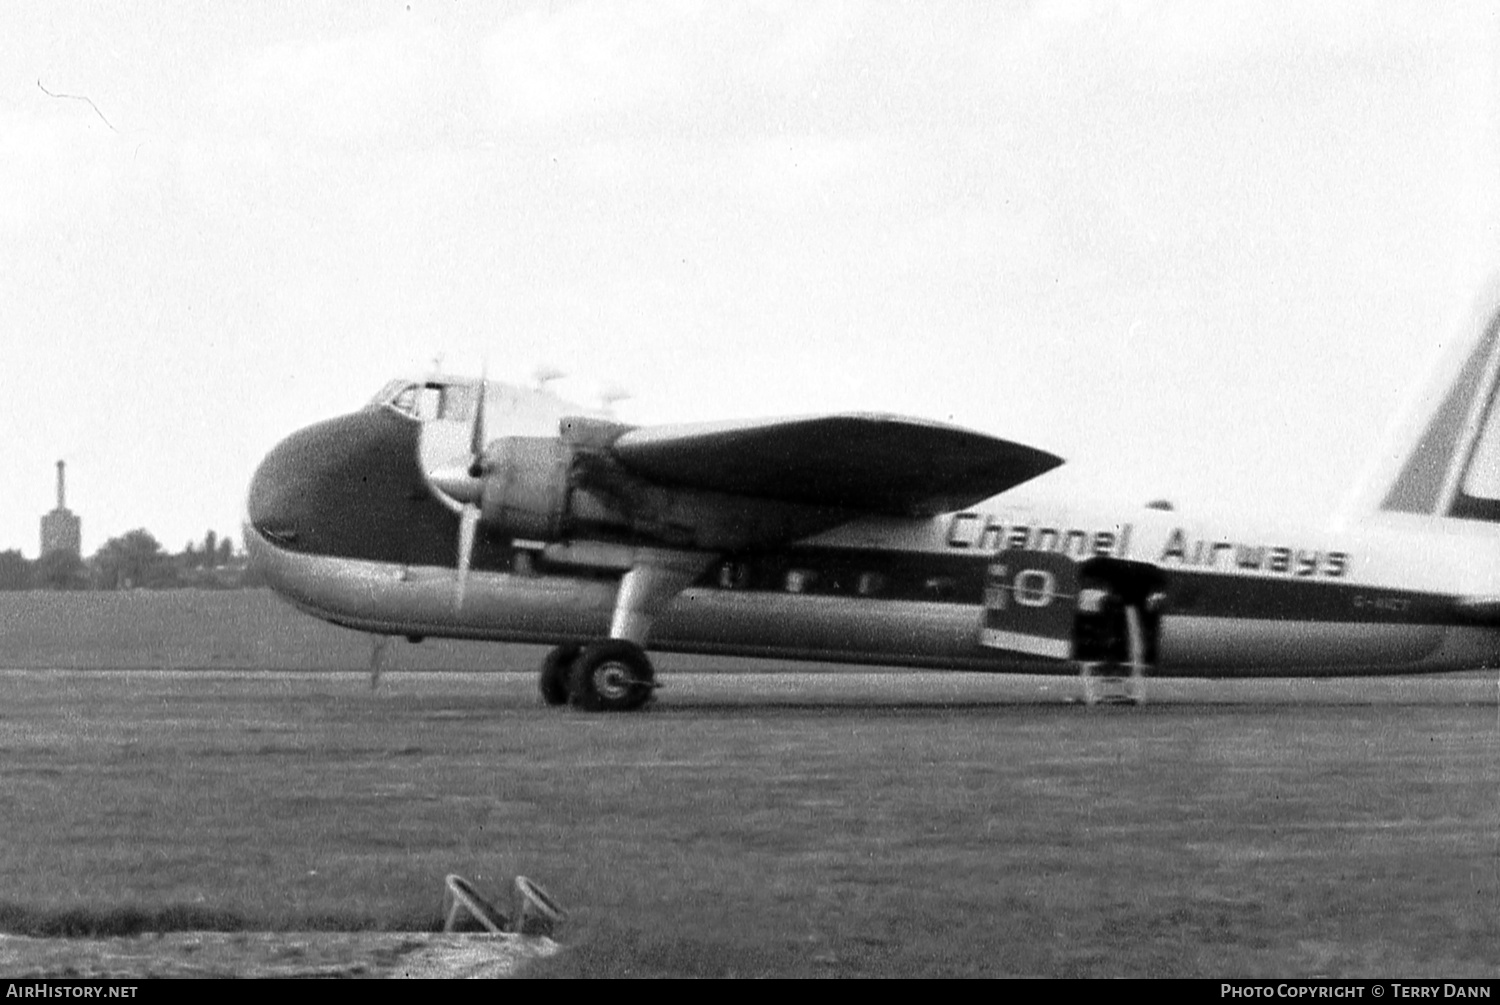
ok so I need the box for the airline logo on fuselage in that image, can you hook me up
[944,514,1350,579]
[1157,528,1348,579]
[945,513,1129,558]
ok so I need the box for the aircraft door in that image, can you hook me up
[980,550,1079,661]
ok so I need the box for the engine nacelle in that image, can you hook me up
[469,421,868,553]
[478,437,573,541]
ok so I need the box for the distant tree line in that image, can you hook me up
[0,529,262,591]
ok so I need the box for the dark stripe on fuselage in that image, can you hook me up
[695,547,1465,625]
[248,406,1470,628]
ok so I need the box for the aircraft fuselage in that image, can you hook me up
[244,403,1500,677]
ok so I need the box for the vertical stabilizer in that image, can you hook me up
[1351,278,1500,524]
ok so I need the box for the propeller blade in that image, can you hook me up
[454,504,480,611]
[369,636,392,690]
[424,367,489,511]
[468,362,488,476]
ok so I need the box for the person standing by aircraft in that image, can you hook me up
[1074,578,1162,705]
[1075,579,1127,704]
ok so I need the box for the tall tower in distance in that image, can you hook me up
[40,460,82,558]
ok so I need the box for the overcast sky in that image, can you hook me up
[3,1,1497,557]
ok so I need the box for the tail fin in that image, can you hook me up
[1349,277,1500,525]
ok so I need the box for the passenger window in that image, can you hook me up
[923,576,956,600]
[785,569,816,594]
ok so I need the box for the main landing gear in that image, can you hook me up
[569,640,656,712]
[537,550,713,713]
[538,644,579,707]
[536,640,656,712]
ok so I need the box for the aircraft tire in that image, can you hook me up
[568,640,655,712]
[539,644,580,706]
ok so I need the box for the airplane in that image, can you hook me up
[244,282,1500,710]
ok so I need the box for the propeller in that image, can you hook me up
[468,362,488,474]
[425,365,490,612]
[369,635,392,690]
[454,503,480,611]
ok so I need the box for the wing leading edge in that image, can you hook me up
[610,413,1063,516]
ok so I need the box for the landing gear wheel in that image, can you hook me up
[539,644,580,707]
[568,640,655,713]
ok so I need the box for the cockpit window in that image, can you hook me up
[438,384,479,421]
[391,384,425,417]
[372,380,479,422]
[370,380,411,410]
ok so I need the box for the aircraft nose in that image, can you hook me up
[246,406,453,572]
[246,414,356,552]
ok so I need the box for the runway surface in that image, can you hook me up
[6,665,1497,702]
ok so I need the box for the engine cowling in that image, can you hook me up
[478,436,573,541]
[460,422,866,553]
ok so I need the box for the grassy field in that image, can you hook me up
[0,590,510,671]
[1,592,1498,977]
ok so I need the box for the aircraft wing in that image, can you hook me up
[610,413,1063,516]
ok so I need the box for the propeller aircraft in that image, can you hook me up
[245,285,1500,710]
